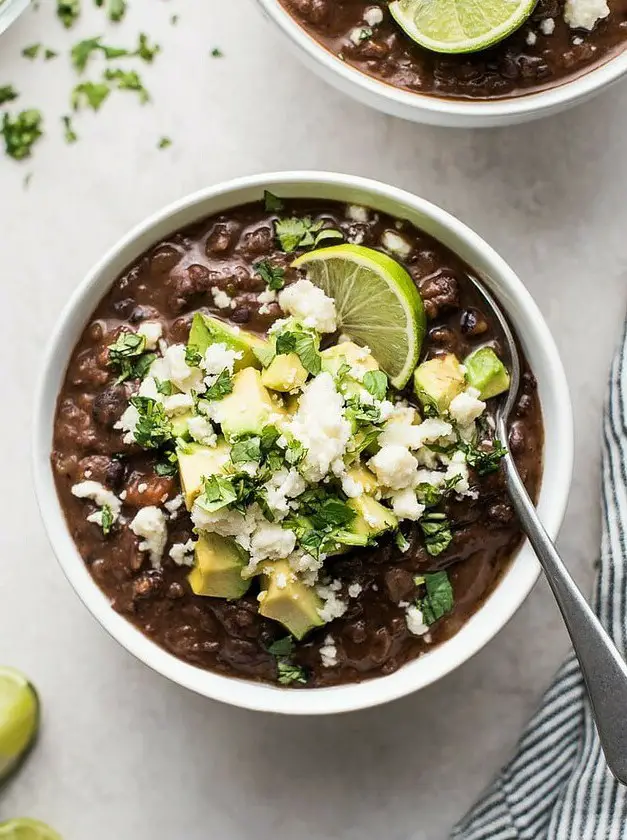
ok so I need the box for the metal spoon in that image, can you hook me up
[468,274,627,786]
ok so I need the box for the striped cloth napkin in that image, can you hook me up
[452,320,627,840]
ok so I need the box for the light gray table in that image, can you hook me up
[0,2,625,838]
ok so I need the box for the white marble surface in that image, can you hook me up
[0,2,626,837]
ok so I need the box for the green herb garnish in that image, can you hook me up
[129,397,173,449]
[416,571,454,625]
[107,331,154,382]
[274,326,321,375]
[419,512,452,557]
[0,86,19,106]
[255,260,285,291]
[62,115,78,143]
[264,190,284,212]
[104,68,150,103]
[204,369,234,401]
[363,370,388,401]
[108,0,127,22]
[71,81,111,111]
[21,44,41,60]
[57,0,80,28]
[231,436,262,465]
[464,439,507,476]
[1,110,43,160]
[101,503,114,536]
[211,47,224,58]
[157,136,172,149]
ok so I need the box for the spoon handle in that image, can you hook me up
[502,449,627,785]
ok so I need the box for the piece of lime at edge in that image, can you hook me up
[389,0,538,54]
[0,820,61,840]
[0,667,40,788]
[292,243,425,389]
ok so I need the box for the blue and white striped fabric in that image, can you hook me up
[452,320,627,840]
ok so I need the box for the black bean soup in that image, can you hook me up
[52,198,543,688]
[280,0,627,100]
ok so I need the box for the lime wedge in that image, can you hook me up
[0,820,61,840]
[292,244,425,389]
[389,0,537,54]
[0,668,39,786]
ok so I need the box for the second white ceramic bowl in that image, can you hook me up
[256,0,627,127]
[33,171,573,714]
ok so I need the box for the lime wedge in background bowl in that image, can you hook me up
[0,667,39,787]
[0,821,61,840]
[389,0,537,54]
[292,244,425,389]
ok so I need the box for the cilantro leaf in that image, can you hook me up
[267,636,295,657]
[0,86,19,106]
[129,397,173,449]
[45,49,58,60]
[71,37,103,72]
[135,33,160,62]
[155,379,174,396]
[394,530,410,553]
[415,482,442,507]
[211,47,224,58]
[464,439,507,476]
[416,571,454,625]
[313,228,343,247]
[57,0,80,28]
[199,475,238,512]
[101,503,114,536]
[264,190,284,212]
[71,81,111,111]
[419,512,452,556]
[108,0,127,22]
[1,110,43,160]
[21,44,41,60]
[363,370,388,401]
[158,136,172,149]
[275,327,321,375]
[277,660,307,686]
[231,436,262,464]
[204,369,233,401]
[62,115,78,143]
[104,68,150,104]
[107,331,154,382]
[255,260,285,291]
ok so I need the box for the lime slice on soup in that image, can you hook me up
[389,0,537,54]
[0,820,61,840]
[292,244,425,389]
[0,668,39,786]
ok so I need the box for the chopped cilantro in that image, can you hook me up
[57,0,81,28]
[71,37,106,72]
[155,379,174,396]
[71,81,111,111]
[419,512,452,556]
[415,482,442,507]
[1,110,43,160]
[45,49,59,60]
[284,438,306,466]
[157,136,172,149]
[394,530,410,553]
[135,32,160,62]
[464,439,507,475]
[107,331,155,382]
[21,44,41,60]
[344,396,381,427]
[100,503,114,536]
[255,260,285,291]
[129,397,173,449]
[416,571,454,625]
[274,216,343,252]
[211,47,224,58]
[231,436,262,464]
[363,370,388,401]
[275,327,321,375]
[267,636,295,657]
[200,475,238,513]
[264,190,284,212]
[108,0,127,22]
[204,369,234,401]
[184,344,202,367]
[104,68,150,104]
[62,114,78,143]
[0,86,19,106]
[170,13,179,24]
[277,660,307,686]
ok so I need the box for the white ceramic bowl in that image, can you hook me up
[0,0,30,37]
[256,0,627,127]
[33,172,573,714]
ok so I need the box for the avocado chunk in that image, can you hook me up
[464,347,511,400]
[261,353,308,393]
[178,439,231,509]
[413,353,465,413]
[187,312,271,372]
[188,533,251,599]
[259,560,325,639]
[345,464,378,495]
[321,341,380,377]
[171,411,193,439]
[215,368,285,441]
[347,495,398,539]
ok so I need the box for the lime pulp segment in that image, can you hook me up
[0,668,39,784]
[0,820,62,840]
[389,0,538,54]
[292,244,425,389]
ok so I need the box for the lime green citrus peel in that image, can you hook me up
[389,0,537,54]
[0,667,40,787]
[0,820,62,840]
[292,244,426,390]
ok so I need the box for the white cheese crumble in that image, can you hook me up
[540,17,555,34]
[363,6,384,26]
[369,444,418,490]
[564,0,609,29]
[203,343,242,376]
[158,344,204,393]
[163,393,194,416]
[390,488,425,521]
[348,582,363,599]
[320,635,338,668]
[287,372,351,481]
[526,30,537,45]
[346,204,369,223]
[263,468,307,519]
[381,230,412,260]
[250,523,297,564]
[449,388,486,428]
[278,279,337,333]
[137,321,163,349]
[406,605,429,636]
[169,539,195,567]
[341,473,364,498]
[317,584,348,622]
[71,481,121,518]
[187,415,218,447]
[211,286,233,310]
[130,506,168,568]
[164,494,184,516]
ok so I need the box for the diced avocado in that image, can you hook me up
[177,439,231,509]
[413,353,465,413]
[187,312,270,372]
[345,464,378,495]
[259,560,325,640]
[188,533,250,599]
[216,368,284,442]
[171,411,193,439]
[464,347,511,400]
[321,341,379,377]
[347,495,398,539]
[261,353,308,393]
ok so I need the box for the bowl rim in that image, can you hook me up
[256,0,627,121]
[32,171,573,715]
[0,0,30,36]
